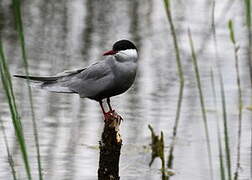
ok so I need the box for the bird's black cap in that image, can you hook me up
[112,40,137,51]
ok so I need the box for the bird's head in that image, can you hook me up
[103,40,138,62]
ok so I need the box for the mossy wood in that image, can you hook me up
[98,111,122,180]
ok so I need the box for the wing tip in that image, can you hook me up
[13,74,27,79]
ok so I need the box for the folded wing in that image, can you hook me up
[14,68,86,93]
[14,60,115,98]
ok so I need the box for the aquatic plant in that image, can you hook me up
[228,19,243,180]
[163,0,185,169]
[0,38,32,180]
[188,28,214,180]
[244,0,252,87]
[211,2,232,179]
[0,115,17,180]
[11,0,43,178]
[210,69,226,180]
[219,72,232,180]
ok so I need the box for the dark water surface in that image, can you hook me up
[0,0,251,179]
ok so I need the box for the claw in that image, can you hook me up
[104,111,114,121]
[103,110,123,124]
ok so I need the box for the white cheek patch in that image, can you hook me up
[119,49,138,59]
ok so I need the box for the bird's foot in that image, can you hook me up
[104,110,123,125]
[104,111,115,121]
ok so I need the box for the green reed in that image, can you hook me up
[245,1,252,178]
[251,127,252,180]
[244,0,252,88]
[211,1,232,179]
[0,39,32,180]
[188,29,214,180]
[228,20,243,180]
[0,115,17,180]
[244,1,252,178]
[210,69,226,180]
[211,16,232,179]
[163,0,185,169]
[219,72,232,180]
[12,0,43,179]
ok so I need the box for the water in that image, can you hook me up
[0,0,251,179]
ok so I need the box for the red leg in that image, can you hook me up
[99,100,106,115]
[107,98,113,112]
[106,98,123,121]
[99,100,113,121]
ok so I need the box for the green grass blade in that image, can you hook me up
[210,69,226,180]
[228,20,235,44]
[244,1,252,178]
[0,116,18,180]
[245,0,251,28]
[0,38,32,180]
[188,29,214,180]
[211,2,229,179]
[11,0,43,179]
[244,0,252,89]
[163,0,185,169]
[251,128,252,180]
[228,20,243,180]
[219,72,232,180]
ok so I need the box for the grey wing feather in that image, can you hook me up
[14,68,85,81]
[13,75,59,82]
[14,58,114,97]
[66,61,114,98]
[14,68,86,93]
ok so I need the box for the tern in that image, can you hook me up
[14,39,138,120]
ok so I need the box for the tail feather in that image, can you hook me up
[14,75,58,82]
[13,74,74,93]
[13,68,86,94]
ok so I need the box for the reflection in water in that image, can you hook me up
[129,0,141,49]
[62,97,81,180]
[44,95,61,180]
[95,0,113,50]
[0,4,4,37]
[0,2,15,40]
[127,0,142,144]
[0,0,251,179]
[164,0,185,174]
[81,0,94,58]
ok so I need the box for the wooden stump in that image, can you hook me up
[98,111,122,180]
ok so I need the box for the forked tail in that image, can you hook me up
[13,75,59,82]
[13,74,74,93]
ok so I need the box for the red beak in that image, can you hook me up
[103,50,117,56]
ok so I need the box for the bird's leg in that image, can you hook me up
[99,100,107,115]
[100,99,123,122]
[99,100,113,121]
[107,98,114,113]
[107,98,123,121]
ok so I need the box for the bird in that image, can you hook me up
[14,39,138,120]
